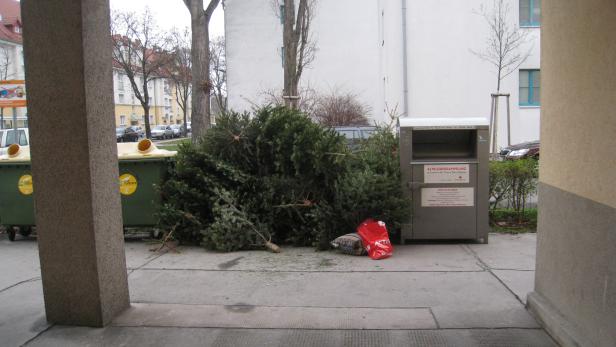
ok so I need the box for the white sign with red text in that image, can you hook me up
[421,187,474,207]
[424,164,469,184]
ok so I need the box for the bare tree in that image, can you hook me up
[261,86,318,115]
[471,0,532,93]
[111,9,171,138]
[210,36,227,117]
[312,91,370,127]
[262,88,370,127]
[183,0,221,142]
[471,0,532,151]
[167,28,192,137]
[0,46,10,129]
[272,0,317,109]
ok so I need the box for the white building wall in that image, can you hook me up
[226,0,541,148]
[379,0,405,121]
[225,0,282,112]
[226,0,384,124]
[401,0,540,148]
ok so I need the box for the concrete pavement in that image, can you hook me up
[0,232,556,346]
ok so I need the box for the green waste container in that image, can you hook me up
[0,145,35,240]
[0,140,176,240]
[117,140,176,227]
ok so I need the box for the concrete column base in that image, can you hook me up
[527,292,592,347]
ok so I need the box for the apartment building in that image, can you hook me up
[0,0,26,129]
[112,69,188,128]
[225,0,541,149]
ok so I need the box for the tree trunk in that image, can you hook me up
[283,0,299,109]
[186,0,216,143]
[143,105,152,139]
[0,108,3,130]
[182,107,188,137]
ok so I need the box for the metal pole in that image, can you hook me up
[506,95,511,147]
[401,0,410,117]
[12,106,17,132]
[489,95,496,154]
[493,96,499,153]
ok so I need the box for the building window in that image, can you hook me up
[520,0,541,27]
[118,74,124,91]
[519,69,540,106]
[120,115,126,126]
[118,93,124,103]
[280,5,285,24]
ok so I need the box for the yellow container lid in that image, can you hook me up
[0,140,177,163]
[117,139,177,160]
[0,144,31,162]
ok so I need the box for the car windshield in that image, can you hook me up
[116,128,124,134]
[337,130,359,139]
[154,126,166,130]
[361,129,375,138]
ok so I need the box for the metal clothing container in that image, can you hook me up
[398,117,490,243]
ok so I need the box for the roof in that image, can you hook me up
[398,117,489,129]
[0,0,21,44]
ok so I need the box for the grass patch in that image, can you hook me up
[490,208,537,234]
[157,138,190,151]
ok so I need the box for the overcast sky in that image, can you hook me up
[109,0,225,38]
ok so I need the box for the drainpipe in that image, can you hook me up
[401,0,409,118]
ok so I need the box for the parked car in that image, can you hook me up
[180,122,191,135]
[128,126,145,138]
[499,141,540,160]
[151,125,174,140]
[170,124,182,138]
[0,128,29,155]
[116,127,139,142]
[333,126,377,149]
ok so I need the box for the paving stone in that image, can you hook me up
[128,270,538,329]
[492,269,535,304]
[0,237,40,291]
[0,280,48,347]
[468,233,537,270]
[113,303,437,330]
[143,244,482,272]
[26,327,557,347]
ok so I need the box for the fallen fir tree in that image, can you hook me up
[157,107,409,252]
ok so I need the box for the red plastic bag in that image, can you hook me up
[357,219,393,260]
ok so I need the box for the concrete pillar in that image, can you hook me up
[527,1,616,346]
[21,0,130,326]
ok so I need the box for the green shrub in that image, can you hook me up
[332,129,409,235]
[158,107,409,251]
[489,159,538,222]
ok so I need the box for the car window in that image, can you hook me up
[361,130,375,139]
[338,130,358,139]
[5,130,16,145]
[18,130,27,145]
